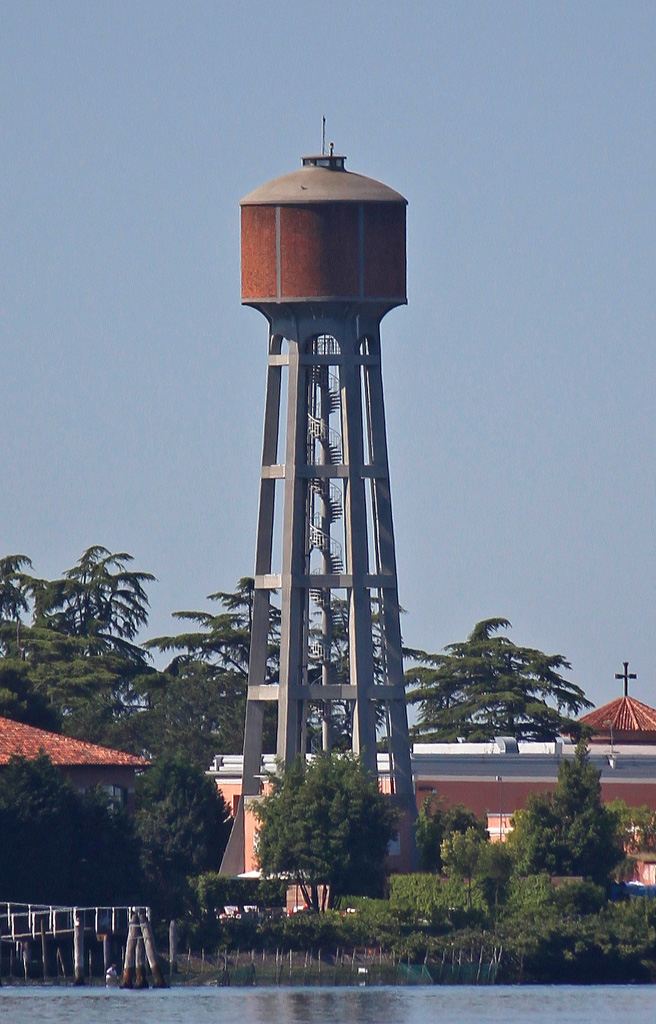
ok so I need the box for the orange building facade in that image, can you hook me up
[209,689,656,876]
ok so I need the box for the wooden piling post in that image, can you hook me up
[121,912,139,988]
[135,937,148,989]
[73,911,84,986]
[169,919,178,975]
[138,909,167,988]
[103,935,111,975]
[40,920,48,980]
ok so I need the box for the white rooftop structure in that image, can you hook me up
[209,737,656,788]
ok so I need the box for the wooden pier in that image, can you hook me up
[0,902,145,942]
[0,902,165,986]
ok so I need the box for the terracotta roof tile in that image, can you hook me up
[580,696,656,735]
[0,717,149,767]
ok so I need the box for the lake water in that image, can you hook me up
[1,985,655,1024]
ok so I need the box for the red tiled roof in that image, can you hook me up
[580,696,656,735]
[0,717,149,767]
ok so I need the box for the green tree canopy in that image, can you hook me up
[254,753,398,911]
[476,839,513,911]
[145,577,280,758]
[0,558,283,761]
[0,547,159,744]
[0,660,61,730]
[147,577,266,674]
[406,618,591,742]
[135,756,231,924]
[607,799,656,855]
[31,545,155,662]
[441,826,488,907]
[0,754,141,906]
[0,554,33,637]
[415,798,488,873]
[507,742,624,884]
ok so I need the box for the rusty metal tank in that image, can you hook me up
[240,153,406,307]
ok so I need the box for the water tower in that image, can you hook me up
[220,151,414,874]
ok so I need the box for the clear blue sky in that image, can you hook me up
[2,1,654,709]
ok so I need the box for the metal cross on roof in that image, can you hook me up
[615,661,637,697]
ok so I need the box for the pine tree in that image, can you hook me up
[407,618,591,742]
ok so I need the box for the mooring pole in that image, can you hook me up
[138,910,167,988]
[120,911,139,988]
[135,937,148,989]
[73,910,85,986]
[169,919,178,975]
[40,919,48,980]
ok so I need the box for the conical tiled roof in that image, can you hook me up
[580,695,656,742]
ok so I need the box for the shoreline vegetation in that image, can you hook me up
[4,877,656,987]
[176,881,656,986]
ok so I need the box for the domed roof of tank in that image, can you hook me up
[240,154,406,206]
